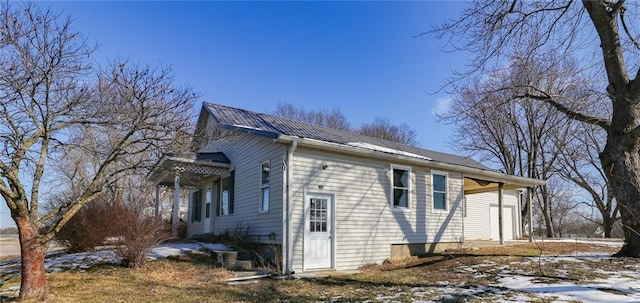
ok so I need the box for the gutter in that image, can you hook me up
[276,135,545,187]
[282,139,298,275]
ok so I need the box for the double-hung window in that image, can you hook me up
[391,165,411,210]
[259,161,270,213]
[432,171,448,211]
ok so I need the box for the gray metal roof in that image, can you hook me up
[203,102,489,170]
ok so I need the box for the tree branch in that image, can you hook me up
[582,0,630,94]
[619,6,640,51]
[520,90,610,130]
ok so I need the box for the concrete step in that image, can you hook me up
[211,250,237,264]
[223,260,253,270]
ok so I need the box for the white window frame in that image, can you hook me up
[259,160,270,213]
[390,164,411,211]
[431,170,448,212]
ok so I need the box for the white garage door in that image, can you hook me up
[490,205,514,241]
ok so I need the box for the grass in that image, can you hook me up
[0,242,629,302]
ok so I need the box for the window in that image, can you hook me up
[259,161,270,213]
[432,172,447,210]
[205,188,211,219]
[218,171,235,216]
[309,198,328,232]
[391,165,411,209]
[191,190,202,222]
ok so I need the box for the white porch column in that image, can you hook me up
[528,187,533,243]
[498,182,504,245]
[154,185,160,217]
[172,172,181,237]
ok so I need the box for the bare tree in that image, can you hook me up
[556,122,619,238]
[274,102,351,131]
[440,57,574,238]
[0,3,197,300]
[545,177,580,237]
[358,117,419,146]
[433,0,640,256]
[274,102,420,146]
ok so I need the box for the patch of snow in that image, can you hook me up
[148,242,232,259]
[231,124,265,132]
[345,142,432,160]
[496,272,640,303]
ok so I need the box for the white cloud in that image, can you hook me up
[431,96,452,116]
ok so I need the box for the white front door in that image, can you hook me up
[203,187,212,233]
[490,205,514,240]
[304,193,333,270]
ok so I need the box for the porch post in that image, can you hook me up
[498,182,504,245]
[527,187,533,243]
[154,185,160,217]
[172,172,181,238]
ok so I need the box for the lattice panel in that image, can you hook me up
[182,164,228,176]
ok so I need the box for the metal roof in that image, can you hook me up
[203,102,489,170]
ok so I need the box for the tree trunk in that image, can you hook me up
[601,133,640,256]
[16,217,49,300]
[542,192,555,238]
[602,215,613,239]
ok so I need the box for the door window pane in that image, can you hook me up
[309,198,328,233]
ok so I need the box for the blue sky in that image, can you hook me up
[1,1,470,228]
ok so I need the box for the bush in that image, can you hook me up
[54,191,168,268]
[113,205,169,268]
[55,197,121,253]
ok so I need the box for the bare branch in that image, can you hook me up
[521,90,610,130]
[619,6,640,51]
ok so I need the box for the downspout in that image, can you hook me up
[282,139,298,275]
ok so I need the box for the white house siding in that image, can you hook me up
[464,190,521,241]
[289,147,465,272]
[197,131,287,244]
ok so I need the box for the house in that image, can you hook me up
[148,102,544,274]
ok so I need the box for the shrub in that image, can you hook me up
[55,196,121,253]
[113,204,169,268]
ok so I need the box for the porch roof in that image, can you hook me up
[147,152,230,187]
[463,175,538,194]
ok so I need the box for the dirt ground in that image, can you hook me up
[0,235,19,260]
[0,235,65,260]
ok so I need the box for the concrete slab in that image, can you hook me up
[294,270,358,278]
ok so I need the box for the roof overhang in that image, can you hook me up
[276,135,545,190]
[147,154,230,187]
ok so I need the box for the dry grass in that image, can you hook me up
[447,241,620,256]
[0,242,630,303]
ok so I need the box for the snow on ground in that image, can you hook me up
[148,242,232,260]
[498,274,640,303]
[0,241,232,297]
[2,239,638,302]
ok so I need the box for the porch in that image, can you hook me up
[147,152,231,237]
[463,175,542,245]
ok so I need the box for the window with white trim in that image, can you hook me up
[259,161,270,213]
[391,165,411,209]
[432,172,447,211]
